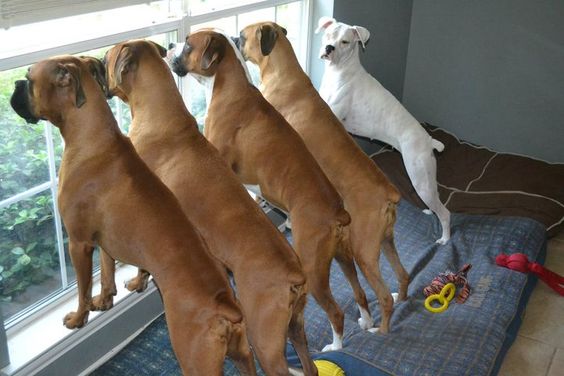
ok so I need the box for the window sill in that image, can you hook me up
[1,263,147,375]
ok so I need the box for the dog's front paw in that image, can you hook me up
[125,276,149,293]
[367,327,380,334]
[321,342,343,352]
[63,311,89,329]
[91,294,114,311]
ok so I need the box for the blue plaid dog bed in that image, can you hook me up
[92,199,546,376]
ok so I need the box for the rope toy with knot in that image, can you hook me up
[496,253,564,296]
[423,264,472,304]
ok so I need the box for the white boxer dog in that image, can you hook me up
[317,17,451,244]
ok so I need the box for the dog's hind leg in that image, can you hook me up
[64,240,95,329]
[381,235,409,301]
[402,146,451,244]
[125,268,151,292]
[168,318,227,376]
[91,248,117,311]
[292,220,344,352]
[350,217,394,334]
[288,287,319,376]
[334,232,373,330]
[227,322,257,376]
[238,289,295,376]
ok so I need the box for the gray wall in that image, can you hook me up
[326,0,564,163]
[403,0,564,163]
[331,0,414,99]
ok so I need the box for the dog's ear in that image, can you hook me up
[315,16,336,34]
[113,46,137,86]
[148,40,167,58]
[201,34,226,70]
[56,63,86,108]
[352,26,370,51]
[80,56,107,95]
[259,24,279,56]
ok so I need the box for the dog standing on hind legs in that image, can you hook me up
[10,55,255,375]
[316,17,451,244]
[237,22,410,335]
[103,40,317,375]
[170,29,374,351]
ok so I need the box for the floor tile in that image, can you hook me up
[498,336,554,376]
[517,240,564,349]
[548,348,564,376]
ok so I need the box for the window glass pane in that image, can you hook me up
[183,76,207,131]
[189,0,264,16]
[0,66,50,201]
[276,1,303,64]
[237,7,275,29]
[191,16,237,35]
[0,1,182,60]
[1,31,176,327]
[0,192,62,321]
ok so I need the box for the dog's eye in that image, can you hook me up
[341,40,350,45]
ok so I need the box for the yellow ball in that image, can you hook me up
[314,359,346,376]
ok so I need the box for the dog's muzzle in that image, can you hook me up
[11,80,41,124]
[171,56,188,77]
[321,44,335,59]
[169,43,190,77]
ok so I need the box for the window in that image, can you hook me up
[0,0,310,373]
[185,1,309,126]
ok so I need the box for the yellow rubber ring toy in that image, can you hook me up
[424,283,456,313]
[314,359,345,376]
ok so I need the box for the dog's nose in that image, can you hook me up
[11,80,40,124]
[325,45,335,55]
[231,36,240,49]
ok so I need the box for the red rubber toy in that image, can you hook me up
[496,253,564,296]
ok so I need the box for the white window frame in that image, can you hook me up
[0,0,312,374]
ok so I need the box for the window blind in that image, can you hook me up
[0,0,151,29]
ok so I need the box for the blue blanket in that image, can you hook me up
[92,200,546,376]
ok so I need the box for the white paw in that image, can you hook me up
[391,292,400,303]
[435,236,449,245]
[367,327,380,334]
[358,316,374,330]
[284,217,292,230]
[322,342,342,352]
[423,209,433,215]
[288,367,305,376]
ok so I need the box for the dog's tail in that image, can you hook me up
[384,201,398,238]
[432,138,445,152]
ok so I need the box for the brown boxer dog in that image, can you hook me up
[103,40,317,376]
[170,29,373,352]
[9,55,255,375]
[238,22,410,334]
